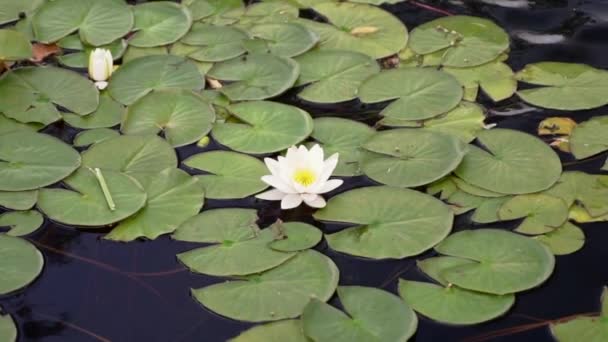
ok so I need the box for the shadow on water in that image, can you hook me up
[2,0,608,341]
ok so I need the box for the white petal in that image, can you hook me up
[281,194,303,209]
[304,195,326,208]
[261,175,296,194]
[309,144,324,166]
[95,81,108,90]
[264,157,281,177]
[316,179,344,194]
[308,153,340,192]
[285,146,298,162]
[255,189,286,201]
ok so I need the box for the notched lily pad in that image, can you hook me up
[0,311,17,342]
[0,210,43,237]
[229,320,307,342]
[73,128,120,147]
[0,234,44,295]
[534,222,585,256]
[550,287,608,342]
[0,190,38,211]
[130,1,192,47]
[0,29,32,61]
[498,194,569,235]
[267,221,323,252]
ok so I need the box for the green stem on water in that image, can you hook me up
[92,168,116,211]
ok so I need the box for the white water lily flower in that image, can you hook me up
[256,144,343,209]
[88,48,113,90]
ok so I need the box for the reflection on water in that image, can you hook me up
[1,0,608,341]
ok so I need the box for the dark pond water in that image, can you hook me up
[2,0,608,341]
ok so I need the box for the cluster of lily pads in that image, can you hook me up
[1,0,608,341]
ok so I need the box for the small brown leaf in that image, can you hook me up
[538,117,577,136]
[30,43,61,63]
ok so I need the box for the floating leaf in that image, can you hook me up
[73,128,120,147]
[455,129,562,194]
[0,190,38,211]
[207,53,299,101]
[444,60,516,102]
[498,194,569,235]
[0,311,16,342]
[220,2,299,28]
[192,250,339,322]
[516,62,608,110]
[0,29,32,61]
[212,101,313,154]
[229,320,307,342]
[568,204,608,223]
[409,16,509,67]
[544,171,608,217]
[33,0,133,46]
[184,0,243,21]
[471,196,511,224]
[122,46,168,64]
[183,151,267,199]
[534,222,585,255]
[295,50,380,104]
[361,129,467,188]
[130,2,192,47]
[107,55,205,105]
[0,114,40,135]
[246,23,318,58]
[538,117,577,136]
[38,168,147,227]
[121,90,215,148]
[105,169,204,241]
[31,43,62,63]
[434,229,555,295]
[173,208,258,243]
[451,176,504,198]
[550,287,608,342]
[314,186,453,259]
[268,221,323,252]
[0,0,45,25]
[0,211,43,237]
[179,23,248,62]
[358,68,463,120]
[0,235,44,295]
[63,94,124,129]
[570,116,608,160]
[0,131,81,191]
[303,286,417,342]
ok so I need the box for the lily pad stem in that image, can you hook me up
[91,168,116,211]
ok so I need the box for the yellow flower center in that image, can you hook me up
[293,169,316,186]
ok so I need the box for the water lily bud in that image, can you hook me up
[88,48,113,90]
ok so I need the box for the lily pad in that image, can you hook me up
[0,0,45,25]
[73,128,120,147]
[314,186,453,259]
[358,68,463,120]
[207,53,299,101]
[219,2,299,28]
[37,168,147,227]
[472,196,511,224]
[308,117,375,177]
[361,129,467,188]
[229,320,308,342]
[434,229,555,295]
[534,222,585,256]
[0,114,40,135]
[33,0,133,46]
[212,101,313,154]
[0,190,38,211]
[105,168,204,241]
[444,60,516,102]
[3,100,62,126]
[0,234,44,294]
[516,62,608,110]
[0,131,81,191]
[550,287,608,342]
[192,250,339,322]
[184,0,243,21]
[0,211,43,237]
[173,208,259,243]
[246,23,318,57]
[63,93,124,129]
[0,311,16,342]
[122,46,168,64]
[121,90,215,147]
[268,221,323,252]
[299,2,407,59]
[295,50,380,104]
[183,151,267,199]
[0,29,32,61]
[409,16,510,67]
[179,23,248,62]
[81,135,177,184]
[570,116,608,160]
[302,286,418,342]
[130,2,192,47]
[107,55,205,105]
[455,129,562,194]
[498,194,569,235]
[544,172,608,217]
[57,38,127,69]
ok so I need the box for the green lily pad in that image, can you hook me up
[130,2,192,47]
[184,0,244,21]
[569,205,608,223]
[314,186,453,259]
[3,100,62,126]
[73,128,120,147]
[0,29,32,61]
[444,60,516,102]
[534,222,585,256]
[0,131,81,191]
[207,53,299,101]
[0,0,45,25]
[121,90,215,148]
[33,0,133,46]
[107,55,205,105]
[409,16,509,67]
[268,221,323,252]
[0,190,38,211]
[303,286,418,342]
[358,68,463,120]
[0,234,44,294]
[455,129,562,194]
[398,257,515,325]
[471,196,512,224]
[550,287,608,342]
[498,194,569,235]
[0,66,99,117]
[0,211,43,237]
[544,172,608,217]
[37,168,147,227]
[192,250,339,322]
[122,46,168,64]
[308,117,375,177]
[219,2,299,28]
[81,135,177,184]
[63,93,124,130]
[0,311,16,342]
[246,23,318,58]
[212,101,313,154]
[570,116,608,160]
[179,23,248,62]
[183,151,267,199]
[57,38,127,69]
[105,168,204,241]
[173,208,259,243]
[0,114,40,135]
[451,176,504,198]
[516,62,608,110]
[229,320,307,342]
[434,229,555,295]
[295,50,380,104]
[361,129,467,188]
[299,2,407,59]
